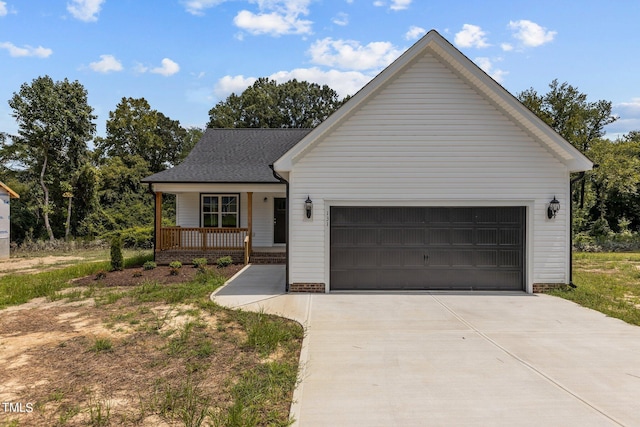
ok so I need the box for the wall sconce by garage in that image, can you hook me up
[263,197,268,202]
[547,196,560,219]
[304,195,313,219]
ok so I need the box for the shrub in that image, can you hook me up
[95,270,107,280]
[110,236,124,271]
[143,261,157,271]
[192,258,207,269]
[216,256,233,268]
[169,261,182,276]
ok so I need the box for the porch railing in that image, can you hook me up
[160,227,249,251]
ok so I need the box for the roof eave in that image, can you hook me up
[0,182,19,198]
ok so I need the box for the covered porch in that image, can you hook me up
[151,183,287,265]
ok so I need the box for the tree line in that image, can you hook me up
[0,76,346,246]
[1,75,639,249]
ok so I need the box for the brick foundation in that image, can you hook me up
[289,283,325,293]
[250,251,286,265]
[155,250,244,266]
[533,283,570,293]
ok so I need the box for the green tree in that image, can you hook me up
[208,78,348,128]
[4,76,96,241]
[587,132,640,233]
[95,97,188,173]
[518,79,617,209]
[178,127,204,163]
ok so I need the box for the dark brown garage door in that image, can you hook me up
[330,206,525,291]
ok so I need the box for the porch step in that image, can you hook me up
[250,251,286,264]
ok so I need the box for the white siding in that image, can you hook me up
[176,193,199,227]
[251,192,286,247]
[175,191,285,247]
[288,51,570,292]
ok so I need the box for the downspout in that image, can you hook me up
[269,164,289,292]
[569,171,587,287]
[147,183,157,262]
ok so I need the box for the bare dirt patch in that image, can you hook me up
[0,256,85,277]
[0,264,300,426]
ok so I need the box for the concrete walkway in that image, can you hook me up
[212,265,640,427]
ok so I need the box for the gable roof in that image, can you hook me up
[0,182,19,198]
[142,128,312,184]
[274,30,593,173]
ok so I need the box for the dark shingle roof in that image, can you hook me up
[142,128,311,183]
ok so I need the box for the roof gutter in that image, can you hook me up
[269,164,289,292]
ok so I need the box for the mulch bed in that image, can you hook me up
[72,264,245,287]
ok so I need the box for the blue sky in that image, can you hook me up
[1,0,639,140]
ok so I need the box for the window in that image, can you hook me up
[201,195,239,228]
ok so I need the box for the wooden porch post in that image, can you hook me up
[247,192,253,256]
[155,191,162,252]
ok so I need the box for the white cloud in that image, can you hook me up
[308,37,403,71]
[89,54,122,73]
[67,0,105,22]
[508,20,556,47]
[182,0,226,16]
[234,1,313,36]
[0,2,8,16]
[234,9,312,35]
[474,56,508,83]
[269,67,372,97]
[501,43,513,52]
[133,63,148,74]
[151,58,180,76]
[618,97,640,113]
[0,41,52,58]
[332,12,348,26]
[372,0,411,10]
[405,25,426,40]
[390,0,411,10]
[215,68,372,100]
[455,24,490,48]
[214,75,258,98]
[605,99,640,139]
[230,0,314,36]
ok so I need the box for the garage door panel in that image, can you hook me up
[380,228,424,245]
[498,250,522,267]
[476,228,498,245]
[475,208,498,223]
[499,228,522,245]
[330,206,525,291]
[451,228,474,245]
[474,250,498,267]
[450,208,474,224]
[428,229,450,245]
[379,249,424,267]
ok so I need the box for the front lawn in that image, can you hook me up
[549,252,640,326]
[0,258,303,426]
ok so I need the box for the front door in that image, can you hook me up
[274,198,287,244]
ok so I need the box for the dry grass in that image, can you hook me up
[0,261,303,426]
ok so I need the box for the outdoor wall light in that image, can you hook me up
[304,196,313,219]
[264,197,268,202]
[547,196,560,219]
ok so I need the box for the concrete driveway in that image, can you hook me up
[212,265,640,426]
